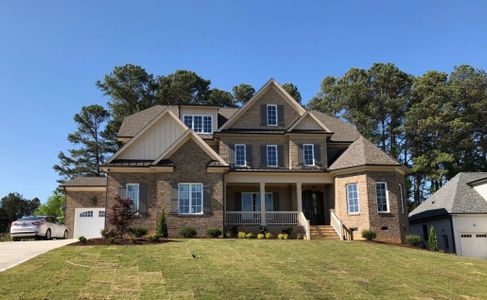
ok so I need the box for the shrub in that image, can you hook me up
[428,226,439,251]
[129,236,137,244]
[78,236,87,244]
[129,226,148,238]
[148,235,160,242]
[156,210,168,238]
[238,232,246,239]
[101,228,117,240]
[108,236,117,244]
[206,227,222,238]
[405,234,422,245]
[277,233,288,240]
[265,232,273,239]
[245,232,254,239]
[282,226,294,235]
[295,226,306,239]
[361,230,377,241]
[108,195,136,238]
[257,233,265,239]
[180,225,197,238]
[225,226,238,238]
[258,226,267,234]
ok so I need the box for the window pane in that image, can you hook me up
[126,184,139,210]
[235,145,246,166]
[376,183,388,212]
[184,116,192,129]
[347,184,359,214]
[267,145,277,167]
[265,193,273,211]
[191,184,202,214]
[203,116,212,133]
[179,184,190,214]
[193,116,203,132]
[303,144,314,165]
[267,105,277,126]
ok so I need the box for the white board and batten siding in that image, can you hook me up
[119,113,186,160]
[452,214,487,259]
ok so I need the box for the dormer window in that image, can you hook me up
[266,104,278,126]
[183,115,213,134]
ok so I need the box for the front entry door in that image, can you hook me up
[302,191,325,225]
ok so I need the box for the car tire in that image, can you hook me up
[45,229,52,240]
[63,230,68,239]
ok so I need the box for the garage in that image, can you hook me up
[74,208,106,239]
[460,233,487,259]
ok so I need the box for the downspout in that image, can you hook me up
[104,170,109,229]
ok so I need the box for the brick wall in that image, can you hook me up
[289,136,327,169]
[65,190,106,238]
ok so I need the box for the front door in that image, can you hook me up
[302,191,325,225]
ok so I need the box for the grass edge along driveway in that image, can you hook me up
[0,239,486,299]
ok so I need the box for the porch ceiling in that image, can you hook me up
[225,172,333,184]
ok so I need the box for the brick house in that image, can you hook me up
[60,80,409,242]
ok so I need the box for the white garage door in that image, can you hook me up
[460,233,487,259]
[74,208,106,239]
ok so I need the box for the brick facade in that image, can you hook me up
[65,190,106,238]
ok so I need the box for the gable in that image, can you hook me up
[288,112,331,132]
[109,110,187,162]
[220,80,305,130]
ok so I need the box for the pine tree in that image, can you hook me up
[53,105,113,181]
[428,225,439,251]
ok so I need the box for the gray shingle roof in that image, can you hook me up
[117,105,178,137]
[409,172,487,220]
[60,177,106,187]
[311,111,361,142]
[328,136,401,170]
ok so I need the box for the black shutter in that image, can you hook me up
[246,144,252,167]
[138,184,148,215]
[260,145,267,167]
[260,105,267,126]
[203,184,211,215]
[298,144,303,166]
[229,144,235,166]
[235,192,242,211]
[314,144,321,167]
[170,183,179,214]
[277,105,284,126]
[273,192,280,211]
[278,145,284,168]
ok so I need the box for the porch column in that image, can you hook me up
[297,182,303,212]
[260,182,266,225]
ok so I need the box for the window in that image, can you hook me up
[98,211,105,218]
[303,144,315,166]
[235,144,246,167]
[178,183,203,214]
[399,184,405,214]
[126,183,139,211]
[266,104,277,126]
[241,192,273,211]
[183,115,213,133]
[376,182,389,213]
[80,211,93,218]
[346,184,359,214]
[266,145,278,167]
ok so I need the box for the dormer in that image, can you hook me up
[179,105,219,138]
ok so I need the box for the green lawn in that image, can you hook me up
[1,240,486,299]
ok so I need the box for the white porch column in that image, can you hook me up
[260,182,266,225]
[297,182,303,212]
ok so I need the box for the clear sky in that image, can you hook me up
[1,1,486,203]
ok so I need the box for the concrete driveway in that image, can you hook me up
[0,239,74,272]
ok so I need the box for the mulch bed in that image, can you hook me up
[71,238,172,246]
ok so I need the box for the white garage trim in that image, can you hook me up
[74,208,106,239]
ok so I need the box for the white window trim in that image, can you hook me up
[266,144,278,167]
[178,183,204,215]
[234,144,247,167]
[376,182,390,213]
[399,183,405,214]
[346,183,360,215]
[303,144,315,166]
[126,183,140,211]
[241,192,273,211]
[266,104,278,126]
[182,114,213,134]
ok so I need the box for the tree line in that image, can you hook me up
[54,63,486,208]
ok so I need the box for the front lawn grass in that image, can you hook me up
[0,239,486,299]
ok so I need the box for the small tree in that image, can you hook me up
[108,195,135,239]
[156,210,168,238]
[427,225,439,251]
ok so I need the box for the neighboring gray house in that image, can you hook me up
[409,172,487,259]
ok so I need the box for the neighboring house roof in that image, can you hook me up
[60,177,106,187]
[311,111,361,142]
[409,172,487,221]
[328,136,401,170]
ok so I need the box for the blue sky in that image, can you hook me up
[1,1,486,203]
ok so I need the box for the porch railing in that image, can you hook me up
[330,210,344,240]
[298,212,310,240]
[225,211,299,225]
